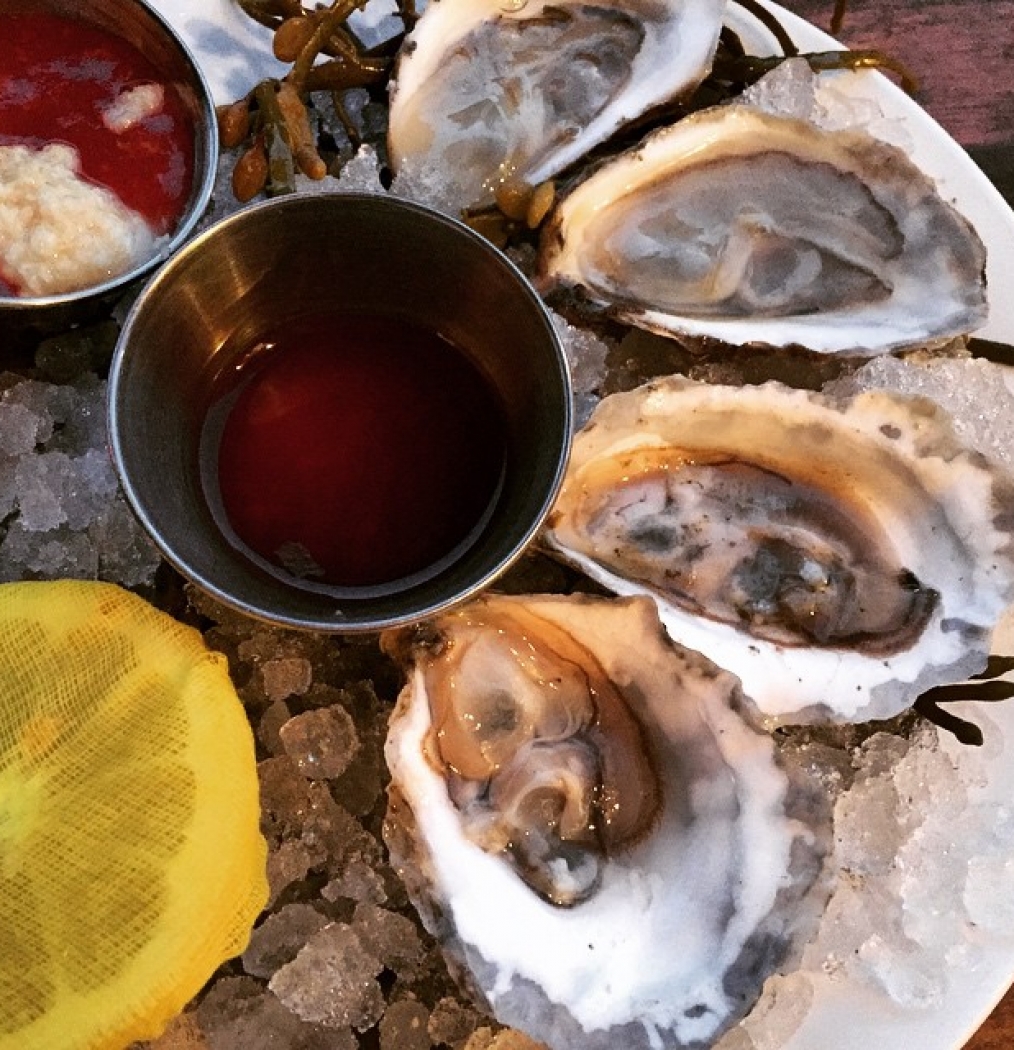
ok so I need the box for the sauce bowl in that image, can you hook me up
[108,192,573,632]
[0,0,217,331]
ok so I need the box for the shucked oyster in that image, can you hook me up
[387,0,726,212]
[383,593,827,1050]
[544,377,1014,724]
[537,105,988,355]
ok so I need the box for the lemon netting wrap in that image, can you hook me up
[0,580,268,1050]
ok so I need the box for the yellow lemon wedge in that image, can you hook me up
[0,580,268,1050]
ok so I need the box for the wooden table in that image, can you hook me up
[783,2,1014,1044]
[785,0,1014,199]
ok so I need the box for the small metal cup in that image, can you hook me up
[0,0,218,332]
[108,192,573,632]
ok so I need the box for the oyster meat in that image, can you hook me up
[544,377,1014,724]
[537,104,988,354]
[387,0,726,212]
[383,593,827,1050]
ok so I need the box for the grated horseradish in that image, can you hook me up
[0,143,158,296]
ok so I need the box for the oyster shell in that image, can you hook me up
[543,377,1014,724]
[383,593,827,1050]
[387,0,726,212]
[537,104,988,354]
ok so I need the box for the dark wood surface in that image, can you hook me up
[784,0,1014,197]
[780,3,1013,1045]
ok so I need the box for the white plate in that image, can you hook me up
[150,2,1014,1046]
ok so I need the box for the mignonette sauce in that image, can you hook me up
[200,311,508,596]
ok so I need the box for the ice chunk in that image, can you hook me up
[195,975,356,1050]
[68,448,120,529]
[351,901,425,979]
[293,144,387,196]
[52,383,109,456]
[348,0,404,51]
[15,452,74,531]
[258,755,382,876]
[280,705,360,780]
[311,88,370,154]
[34,320,119,383]
[715,973,815,1050]
[429,997,488,1050]
[737,58,910,150]
[832,766,903,876]
[391,154,463,216]
[324,682,389,817]
[0,456,18,520]
[549,309,612,427]
[335,144,386,193]
[379,999,430,1050]
[89,500,162,588]
[0,375,159,591]
[242,902,331,979]
[262,656,313,702]
[0,521,99,581]
[322,857,388,906]
[781,720,1001,1025]
[473,1031,548,1050]
[825,353,1014,470]
[857,934,944,1009]
[266,838,323,907]
[269,922,386,1031]
[0,402,43,455]
[258,756,319,843]
[2,379,56,442]
[738,57,821,122]
[257,700,292,756]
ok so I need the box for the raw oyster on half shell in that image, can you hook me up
[537,104,988,355]
[387,0,727,212]
[543,377,1014,724]
[383,593,827,1050]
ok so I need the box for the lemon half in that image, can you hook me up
[0,580,267,1050]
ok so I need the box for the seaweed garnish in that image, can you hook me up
[222,0,403,200]
[967,339,1014,368]
[830,0,849,34]
[915,655,1014,746]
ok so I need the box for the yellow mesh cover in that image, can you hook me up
[0,580,268,1050]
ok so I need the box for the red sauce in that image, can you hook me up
[202,312,508,592]
[0,12,194,233]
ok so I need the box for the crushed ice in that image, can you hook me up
[738,58,913,150]
[0,373,160,587]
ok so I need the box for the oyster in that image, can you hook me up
[543,377,1014,724]
[383,593,827,1050]
[537,104,988,354]
[387,0,726,212]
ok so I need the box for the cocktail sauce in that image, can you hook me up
[0,12,194,232]
[201,313,508,594]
